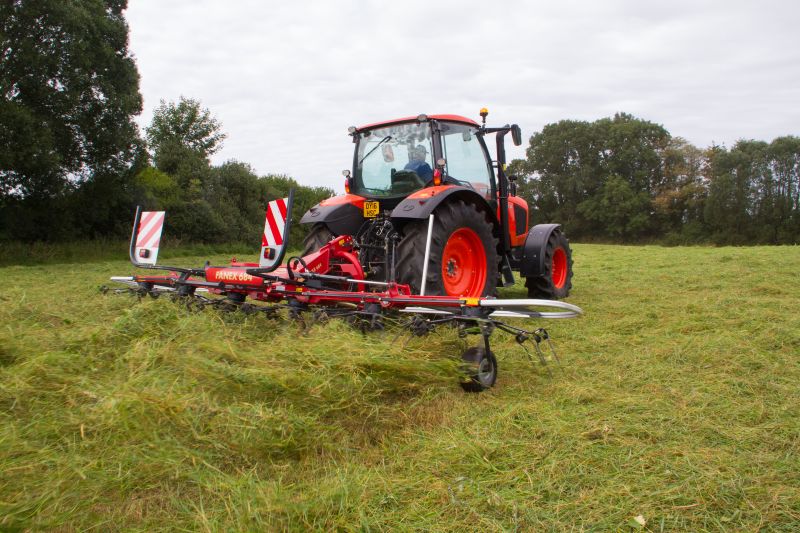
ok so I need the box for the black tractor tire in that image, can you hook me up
[301,223,335,257]
[525,228,573,299]
[395,200,498,297]
[460,346,498,392]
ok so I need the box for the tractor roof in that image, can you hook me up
[357,114,478,131]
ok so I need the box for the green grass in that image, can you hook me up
[1,244,799,531]
[0,240,261,267]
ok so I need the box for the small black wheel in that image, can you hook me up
[460,346,498,392]
[525,228,573,299]
[176,285,196,297]
[301,223,335,257]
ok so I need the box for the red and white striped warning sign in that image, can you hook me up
[262,197,288,247]
[136,211,165,265]
[260,197,288,268]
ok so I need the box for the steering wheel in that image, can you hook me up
[391,170,425,193]
[392,169,427,189]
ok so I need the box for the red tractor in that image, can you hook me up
[299,109,573,299]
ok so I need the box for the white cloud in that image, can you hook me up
[126,0,800,190]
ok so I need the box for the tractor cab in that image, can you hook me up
[347,114,495,206]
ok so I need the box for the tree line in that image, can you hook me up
[2,1,797,246]
[0,1,331,246]
[133,98,331,247]
[510,114,800,244]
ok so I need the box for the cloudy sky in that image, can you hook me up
[126,0,799,191]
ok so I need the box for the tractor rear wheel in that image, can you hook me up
[301,223,335,257]
[525,228,573,299]
[396,200,498,297]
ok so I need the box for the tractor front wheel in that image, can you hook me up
[525,229,573,299]
[396,200,498,298]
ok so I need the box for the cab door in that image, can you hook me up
[438,123,495,201]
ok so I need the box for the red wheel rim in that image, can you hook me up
[441,228,486,297]
[552,247,567,289]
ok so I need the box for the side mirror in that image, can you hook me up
[511,124,522,146]
[507,175,518,196]
[343,169,353,193]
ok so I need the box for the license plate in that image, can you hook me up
[363,201,380,218]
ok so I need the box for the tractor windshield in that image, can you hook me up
[353,122,433,198]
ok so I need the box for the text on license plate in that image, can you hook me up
[363,201,380,218]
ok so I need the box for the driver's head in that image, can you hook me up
[412,145,427,161]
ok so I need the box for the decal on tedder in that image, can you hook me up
[135,211,165,265]
[261,196,291,269]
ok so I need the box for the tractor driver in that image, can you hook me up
[404,145,433,182]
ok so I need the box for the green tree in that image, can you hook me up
[0,0,142,200]
[515,113,669,241]
[134,166,182,210]
[653,137,707,240]
[145,97,226,184]
[204,161,264,243]
[513,119,602,236]
[703,143,758,244]
[765,136,800,242]
[577,174,652,239]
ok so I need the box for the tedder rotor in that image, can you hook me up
[106,110,583,391]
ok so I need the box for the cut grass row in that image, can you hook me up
[1,244,798,530]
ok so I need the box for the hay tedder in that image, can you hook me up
[107,110,582,391]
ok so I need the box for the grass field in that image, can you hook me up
[1,244,799,531]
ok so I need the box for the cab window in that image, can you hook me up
[440,124,494,200]
[354,122,434,198]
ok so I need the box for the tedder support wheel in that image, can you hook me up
[460,346,498,392]
[525,228,573,299]
[301,223,335,256]
[396,200,498,297]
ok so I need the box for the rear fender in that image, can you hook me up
[299,194,366,236]
[390,186,500,239]
[519,224,561,278]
